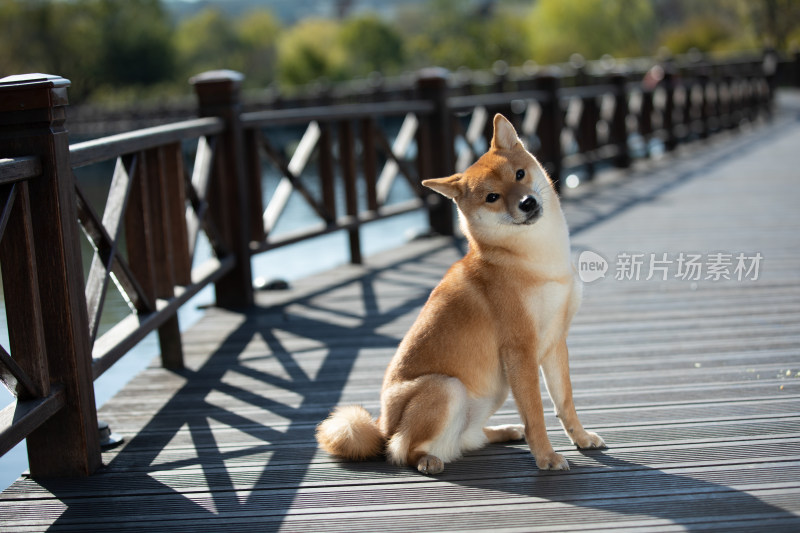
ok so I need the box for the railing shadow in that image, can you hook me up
[40,240,457,531]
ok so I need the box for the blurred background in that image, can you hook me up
[1,0,798,106]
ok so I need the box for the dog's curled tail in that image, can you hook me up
[316,405,385,460]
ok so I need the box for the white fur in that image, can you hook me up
[386,434,409,466]
[402,376,510,464]
[418,378,471,463]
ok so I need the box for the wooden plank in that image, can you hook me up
[207,137,230,257]
[124,152,157,307]
[317,122,337,224]
[0,386,64,458]
[0,344,40,400]
[0,184,17,250]
[144,147,175,299]
[338,120,361,264]
[146,145,185,370]
[161,143,192,286]
[0,182,48,400]
[360,118,379,212]
[242,129,266,243]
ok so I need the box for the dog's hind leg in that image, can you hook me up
[540,340,605,449]
[386,375,470,475]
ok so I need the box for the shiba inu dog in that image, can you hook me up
[316,114,605,474]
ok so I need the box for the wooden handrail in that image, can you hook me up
[0,157,42,185]
[241,100,435,127]
[69,117,224,168]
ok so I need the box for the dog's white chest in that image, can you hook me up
[526,279,576,353]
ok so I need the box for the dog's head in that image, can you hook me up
[423,114,559,241]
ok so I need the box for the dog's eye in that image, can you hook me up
[486,193,500,203]
[516,169,525,181]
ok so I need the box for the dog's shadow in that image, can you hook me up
[337,444,797,531]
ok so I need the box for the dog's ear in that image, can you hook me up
[422,174,462,200]
[491,113,521,150]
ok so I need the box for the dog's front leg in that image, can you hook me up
[505,350,569,470]
[540,340,605,449]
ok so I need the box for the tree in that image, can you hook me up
[526,0,658,63]
[339,14,406,77]
[237,10,281,88]
[0,0,174,101]
[175,8,243,78]
[399,0,530,71]
[96,0,175,87]
[745,0,800,51]
[276,18,348,87]
[660,14,750,54]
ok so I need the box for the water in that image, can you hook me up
[0,127,429,490]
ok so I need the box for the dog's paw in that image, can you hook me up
[573,430,606,449]
[484,424,525,443]
[535,451,569,471]
[416,454,444,475]
[505,424,525,441]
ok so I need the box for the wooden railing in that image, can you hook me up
[0,51,779,478]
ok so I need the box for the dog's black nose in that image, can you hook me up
[519,195,539,213]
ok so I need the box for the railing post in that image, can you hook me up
[698,69,711,139]
[534,72,563,192]
[794,50,800,88]
[578,93,599,180]
[0,74,101,477]
[338,120,362,264]
[416,68,455,237]
[609,72,631,169]
[662,67,678,152]
[191,70,254,309]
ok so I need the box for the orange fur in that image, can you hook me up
[316,114,605,474]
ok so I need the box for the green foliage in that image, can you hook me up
[744,0,800,50]
[527,0,658,63]
[97,0,175,86]
[175,8,242,76]
[237,10,281,87]
[660,14,754,54]
[400,0,530,70]
[0,0,174,101]
[339,14,406,76]
[174,8,280,89]
[276,18,348,87]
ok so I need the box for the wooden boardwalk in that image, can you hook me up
[2,94,800,531]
